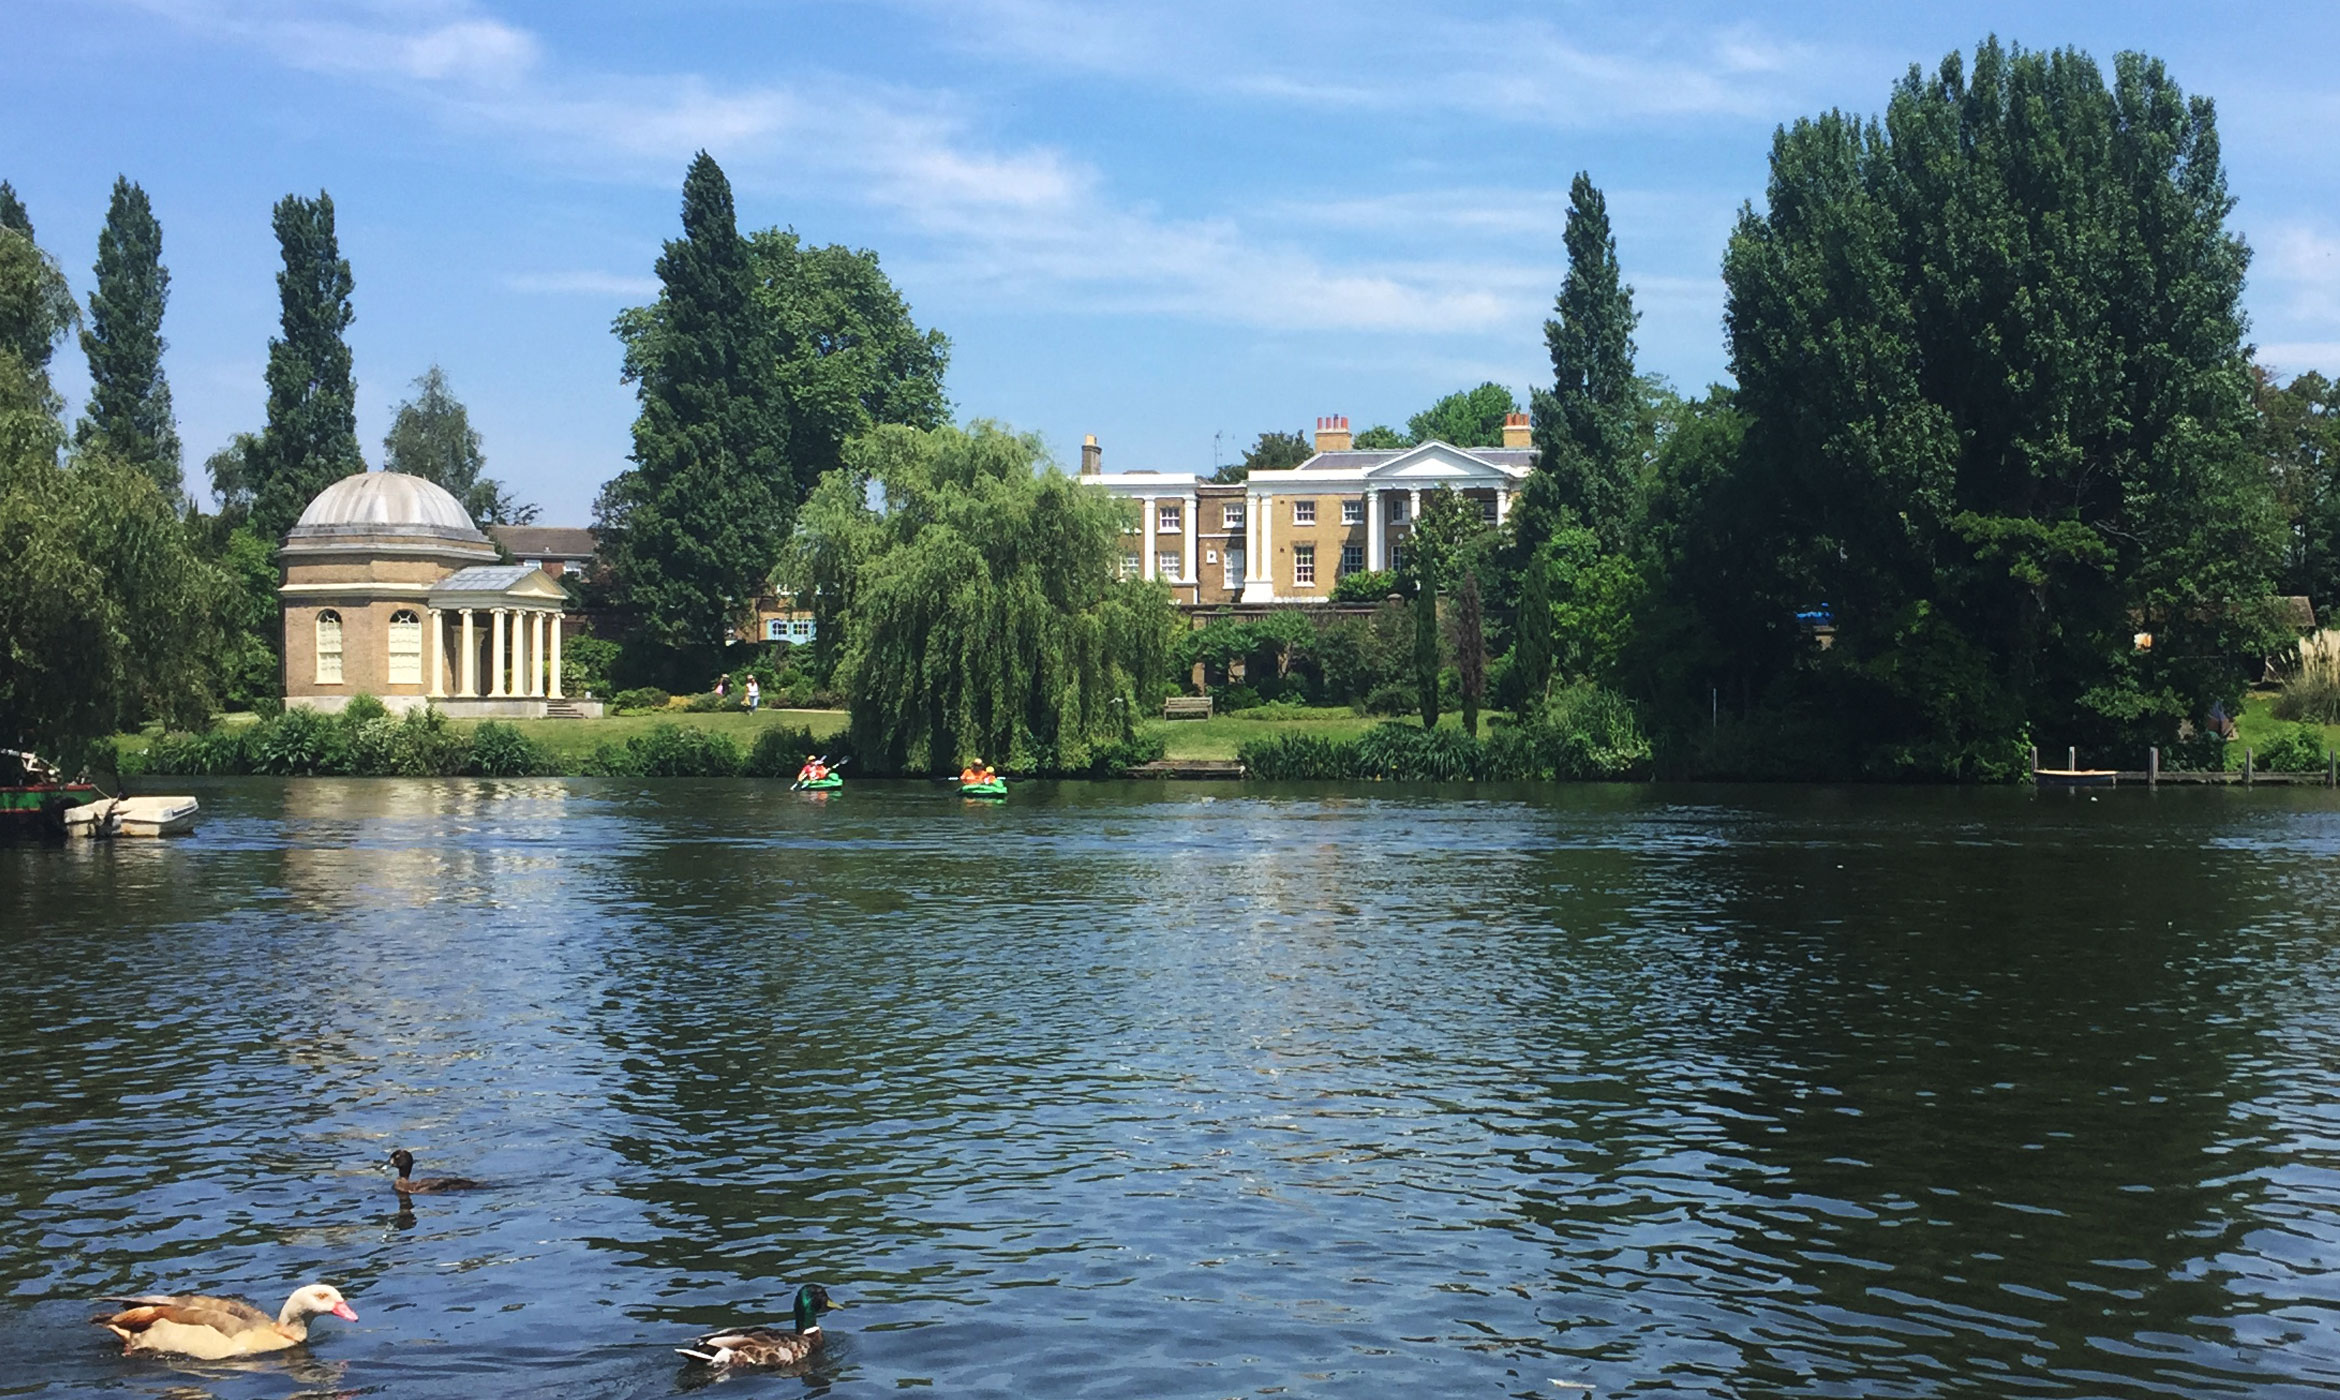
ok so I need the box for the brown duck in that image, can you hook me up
[388,1148,483,1193]
[677,1284,843,1368]
[93,1284,357,1360]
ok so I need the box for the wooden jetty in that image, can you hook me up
[2032,745,2339,788]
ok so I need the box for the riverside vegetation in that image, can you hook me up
[12,40,2340,782]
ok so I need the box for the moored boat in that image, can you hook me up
[64,795,202,838]
[0,749,102,833]
[2033,768,2118,787]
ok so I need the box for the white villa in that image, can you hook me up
[1079,414,1534,606]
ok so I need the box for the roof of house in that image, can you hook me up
[489,525,599,558]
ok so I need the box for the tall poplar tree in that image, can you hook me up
[0,181,76,407]
[1522,173,1641,553]
[250,191,362,543]
[596,152,792,672]
[76,177,181,497]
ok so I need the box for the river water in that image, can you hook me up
[2,779,2338,1398]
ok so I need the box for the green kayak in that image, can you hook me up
[959,780,1008,798]
[797,776,843,791]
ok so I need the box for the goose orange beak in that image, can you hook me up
[332,1302,359,1321]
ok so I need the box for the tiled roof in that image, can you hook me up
[489,525,598,558]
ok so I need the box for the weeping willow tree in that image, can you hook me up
[814,421,1178,774]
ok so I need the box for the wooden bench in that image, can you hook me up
[1163,696,1214,720]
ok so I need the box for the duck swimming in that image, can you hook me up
[93,1284,356,1360]
[388,1148,483,1193]
[676,1284,843,1368]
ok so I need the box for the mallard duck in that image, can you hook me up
[388,1148,483,1193]
[93,1284,356,1360]
[676,1284,843,1368]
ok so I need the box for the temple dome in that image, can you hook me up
[293,470,480,534]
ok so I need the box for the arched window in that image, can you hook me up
[387,609,423,685]
[315,610,344,685]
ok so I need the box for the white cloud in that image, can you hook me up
[121,0,1716,336]
[503,270,660,298]
[2258,222,2340,322]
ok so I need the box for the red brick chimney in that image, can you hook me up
[1313,414,1352,453]
[1500,412,1531,448]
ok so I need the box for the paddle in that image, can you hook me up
[792,754,847,790]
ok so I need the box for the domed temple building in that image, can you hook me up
[280,471,595,716]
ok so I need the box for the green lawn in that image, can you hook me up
[1144,704,1494,761]
[2234,691,2340,758]
[474,707,847,763]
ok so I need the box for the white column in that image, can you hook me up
[1495,488,1512,525]
[1141,495,1156,581]
[1367,487,1384,572]
[460,609,476,697]
[530,612,547,696]
[1407,487,1421,520]
[490,609,507,697]
[1181,492,1197,596]
[1245,494,1261,581]
[1259,489,1275,596]
[429,609,445,698]
[549,615,565,699]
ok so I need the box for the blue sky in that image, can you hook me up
[10,1,2340,523]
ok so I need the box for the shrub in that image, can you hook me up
[1361,682,1414,716]
[1533,682,1652,779]
[610,686,670,714]
[141,726,253,776]
[249,706,349,775]
[563,635,622,697]
[2253,721,2329,774]
[744,725,831,778]
[684,689,736,713]
[1239,733,1361,780]
[1330,568,1400,603]
[1214,683,1263,712]
[469,721,557,777]
[343,693,389,724]
[1086,729,1167,774]
[586,723,744,777]
[2273,629,2340,724]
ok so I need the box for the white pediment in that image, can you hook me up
[1360,442,1524,481]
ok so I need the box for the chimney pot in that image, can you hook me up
[1313,413,1353,454]
[1500,412,1532,448]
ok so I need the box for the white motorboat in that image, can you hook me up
[62,794,201,838]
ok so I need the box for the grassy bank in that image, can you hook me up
[477,708,847,764]
[1142,704,1496,761]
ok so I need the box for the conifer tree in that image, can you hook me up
[250,191,362,543]
[0,182,29,239]
[1413,574,1441,730]
[596,152,793,672]
[77,177,181,498]
[1455,568,1485,736]
[1522,173,1641,552]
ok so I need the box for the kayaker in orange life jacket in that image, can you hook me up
[797,755,829,784]
[960,759,985,785]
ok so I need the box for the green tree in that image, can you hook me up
[249,191,362,543]
[1454,567,1486,735]
[0,185,75,412]
[202,431,260,522]
[1712,41,2280,775]
[1352,424,1410,449]
[1511,541,1554,706]
[382,365,536,524]
[1408,382,1518,448]
[598,153,793,676]
[76,177,181,498]
[1211,429,1311,484]
[2256,366,2340,605]
[1412,571,1440,730]
[827,421,1179,773]
[1522,173,1642,553]
[0,225,220,754]
[749,228,950,502]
